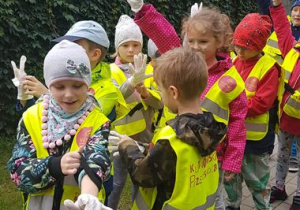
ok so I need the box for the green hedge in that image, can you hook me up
[0,0,258,136]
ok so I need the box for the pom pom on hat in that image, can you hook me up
[114,15,143,50]
[232,13,272,51]
[44,40,91,88]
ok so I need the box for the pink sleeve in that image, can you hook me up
[270,3,296,57]
[134,4,181,54]
[221,91,247,173]
[247,65,279,117]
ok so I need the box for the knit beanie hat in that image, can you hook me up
[232,13,272,51]
[291,0,300,10]
[114,15,143,50]
[44,40,91,88]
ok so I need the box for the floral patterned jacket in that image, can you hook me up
[7,119,111,194]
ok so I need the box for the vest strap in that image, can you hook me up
[284,82,295,95]
[128,103,143,117]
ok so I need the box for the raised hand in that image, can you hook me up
[128,53,149,87]
[11,55,33,100]
[272,0,281,7]
[191,2,203,17]
[126,0,144,13]
[23,75,48,98]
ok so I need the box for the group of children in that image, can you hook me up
[6,0,300,210]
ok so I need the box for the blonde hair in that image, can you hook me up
[182,7,233,53]
[154,47,208,100]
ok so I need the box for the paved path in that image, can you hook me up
[223,137,298,209]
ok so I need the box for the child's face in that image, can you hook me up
[187,27,220,62]
[234,45,261,61]
[50,80,88,114]
[118,41,142,63]
[291,6,300,27]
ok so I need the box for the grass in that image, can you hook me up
[0,136,131,210]
[0,136,22,210]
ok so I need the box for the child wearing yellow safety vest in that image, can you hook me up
[116,47,227,210]
[124,1,248,209]
[108,15,163,209]
[224,13,280,210]
[269,1,300,209]
[8,41,112,210]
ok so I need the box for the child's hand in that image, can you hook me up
[126,0,143,13]
[224,171,236,182]
[135,84,150,99]
[191,2,203,16]
[128,53,149,87]
[11,55,33,100]
[23,75,48,98]
[61,146,83,175]
[64,194,112,210]
[272,0,281,6]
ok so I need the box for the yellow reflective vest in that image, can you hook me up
[132,126,219,210]
[279,43,300,119]
[90,62,128,119]
[244,55,276,140]
[110,63,160,136]
[22,103,108,210]
[202,66,245,125]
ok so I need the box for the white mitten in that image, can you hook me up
[64,199,81,210]
[76,194,112,210]
[108,130,123,146]
[128,53,149,87]
[127,0,144,13]
[190,2,203,17]
[11,55,33,100]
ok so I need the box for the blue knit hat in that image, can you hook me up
[291,0,300,11]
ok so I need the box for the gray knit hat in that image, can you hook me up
[44,40,91,87]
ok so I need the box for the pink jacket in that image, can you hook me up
[134,4,247,173]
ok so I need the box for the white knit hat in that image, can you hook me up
[114,15,143,50]
[44,40,91,88]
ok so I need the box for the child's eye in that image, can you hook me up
[54,86,64,90]
[74,84,83,89]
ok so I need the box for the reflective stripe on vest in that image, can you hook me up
[23,103,108,208]
[110,63,147,136]
[245,55,275,140]
[133,126,219,210]
[263,16,291,65]
[202,66,245,125]
[279,43,300,118]
[202,98,228,123]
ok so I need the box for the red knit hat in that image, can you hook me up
[232,13,272,51]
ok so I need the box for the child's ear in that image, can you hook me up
[90,49,102,62]
[169,85,179,100]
